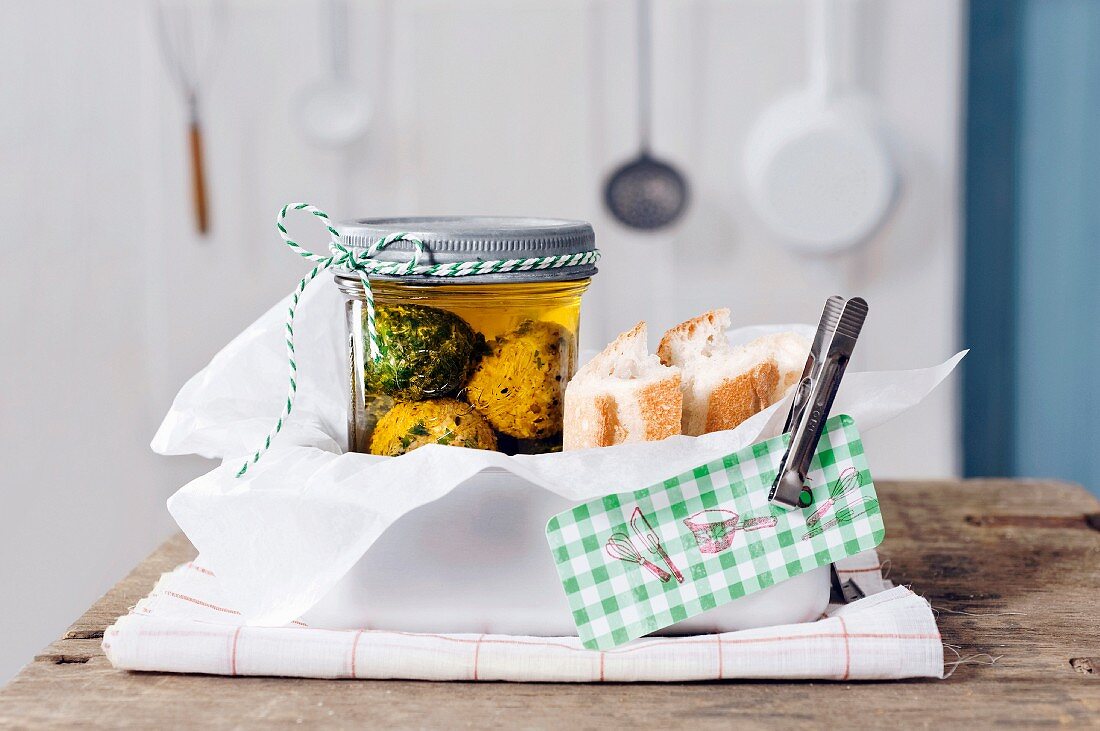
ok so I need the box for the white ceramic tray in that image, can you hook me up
[304,470,830,635]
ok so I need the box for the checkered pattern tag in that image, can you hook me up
[545,414,884,650]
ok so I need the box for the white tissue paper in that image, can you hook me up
[154,280,964,627]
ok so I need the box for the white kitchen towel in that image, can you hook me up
[104,551,944,681]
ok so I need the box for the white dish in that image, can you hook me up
[304,470,831,636]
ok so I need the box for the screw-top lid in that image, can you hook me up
[335,216,597,283]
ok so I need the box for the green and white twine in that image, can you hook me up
[235,202,601,477]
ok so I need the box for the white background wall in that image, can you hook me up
[0,0,963,684]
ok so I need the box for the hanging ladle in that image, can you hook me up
[603,0,689,231]
[295,0,371,148]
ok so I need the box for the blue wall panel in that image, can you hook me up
[1014,0,1100,493]
[963,0,1021,477]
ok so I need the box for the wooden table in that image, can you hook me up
[1,479,1098,728]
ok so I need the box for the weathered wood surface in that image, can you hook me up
[1,479,1098,729]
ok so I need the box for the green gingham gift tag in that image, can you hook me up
[545,414,884,650]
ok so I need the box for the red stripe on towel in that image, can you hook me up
[350,629,365,679]
[230,627,242,676]
[164,591,241,616]
[837,617,851,680]
[473,634,485,681]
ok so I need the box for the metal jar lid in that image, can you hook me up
[334,216,597,284]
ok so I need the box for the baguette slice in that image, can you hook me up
[760,330,813,401]
[563,323,682,450]
[657,310,810,436]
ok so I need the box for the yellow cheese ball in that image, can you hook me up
[465,321,571,439]
[369,398,497,456]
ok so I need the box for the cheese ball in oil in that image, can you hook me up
[465,321,571,440]
[369,398,497,456]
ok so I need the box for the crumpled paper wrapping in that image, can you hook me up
[154,280,965,626]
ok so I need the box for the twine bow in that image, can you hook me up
[235,202,599,477]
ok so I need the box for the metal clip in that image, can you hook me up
[829,565,867,604]
[769,296,869,509]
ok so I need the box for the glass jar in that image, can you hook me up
[333,217,597,457]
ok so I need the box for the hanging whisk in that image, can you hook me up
[154,0,225,235]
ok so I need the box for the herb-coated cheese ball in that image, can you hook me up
[369,398,498,456]
[363,304,482,401]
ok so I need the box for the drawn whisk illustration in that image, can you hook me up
[806,467,862,527]
[630,507,684,583]
[802,468,879,540]
[605,533,672,583]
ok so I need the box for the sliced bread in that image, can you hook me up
[657,310,810,436]
[759,330,812,401]
[563,322,682,450]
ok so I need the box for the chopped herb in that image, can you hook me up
[363,304,479,400]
